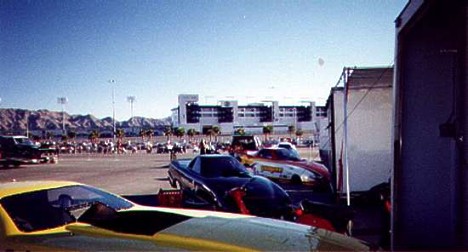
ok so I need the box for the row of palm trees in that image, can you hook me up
[164,126,221,142]
[163,125,304,142]
[33,124,304,144]
[88,124,304,143]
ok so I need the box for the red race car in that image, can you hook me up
[241,147,332,191]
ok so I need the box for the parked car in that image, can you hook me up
[277,141,297,150]
[0,135,56,167]
[241,147,332,191]
[230,135,262,154]
[0,180,370,251]
[168,154,296,220]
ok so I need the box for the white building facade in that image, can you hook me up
[171,94,321,135]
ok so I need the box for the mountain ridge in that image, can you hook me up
[0,108,171,134]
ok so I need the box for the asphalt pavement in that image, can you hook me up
[0,148,385,248]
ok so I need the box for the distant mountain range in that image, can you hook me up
[0,108,171,134]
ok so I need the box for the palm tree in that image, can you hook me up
[187,128,196,141]
[115,128,125,153]
[175,127,185,139]
[262,125,273,141]
[116,128,125,139]
[88,130,99,143]
[288,125,295,138]
[295,129,304,138]
[145,129,154,141]
[234,127,245,136]
[67,130,77,141]
[164,126,173,141]
[205,129,214,142]
[212,125,220,142]
[139,129,146,141]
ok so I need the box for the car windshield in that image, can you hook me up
[276,148,301,161]
[200,156,250,178]
[13,137,35,146]
[0,185,134,232]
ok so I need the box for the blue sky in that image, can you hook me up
[1,0,407,120]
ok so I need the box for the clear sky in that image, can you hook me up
[1,0,408,120]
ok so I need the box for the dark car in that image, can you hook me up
[168,154,294,220]
[0,136,50,167]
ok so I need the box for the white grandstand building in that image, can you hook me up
[171,94,326,135]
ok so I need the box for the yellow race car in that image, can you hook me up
[0,180,371,251]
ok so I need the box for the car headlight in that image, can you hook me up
[300,172,320,182]
[300,174,313,182]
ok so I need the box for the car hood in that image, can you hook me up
[292,160,330,179]
[204,176,292,218]
[2,203,370,251]
[203,176,253,195]
[68,207,369,251]
[252,158,330,179]
[204,175,288,202]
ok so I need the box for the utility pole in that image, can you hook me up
[57,97,68,136]
[127,96,136,118]
[109,80,116,142]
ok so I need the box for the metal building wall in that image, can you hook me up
[393,0,467,249]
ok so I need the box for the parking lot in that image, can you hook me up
[0,151,184,195]
[0,148,385,247]
[0,147,320,193]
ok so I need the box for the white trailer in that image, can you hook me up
[320,67,393,195]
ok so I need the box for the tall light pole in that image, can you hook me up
[57,97,68,136]
[109,80,116,142]
[127,96,136,119]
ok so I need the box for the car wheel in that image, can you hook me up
[291,174,302,185]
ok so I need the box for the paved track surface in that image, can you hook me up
[0,148,384,247]
[0,147,321,195]
[0,152,189,195]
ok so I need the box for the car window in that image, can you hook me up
[0,185,133,232]
[190,157,202,174]
[258,149,272,159]
[276,148,301,161]
[200,156,248,178]
[278,144,288,149]
[14,137,34,146]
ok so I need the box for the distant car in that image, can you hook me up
[241,147,332,191]
[0,180,370,251]
[277,141,297,150]
[168,154,295,220]
[0,135,54,167]
[230,135,262,153]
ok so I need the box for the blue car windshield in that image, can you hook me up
[276,148,301,161]
[200,156,250,178]
[1,185,133,232]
